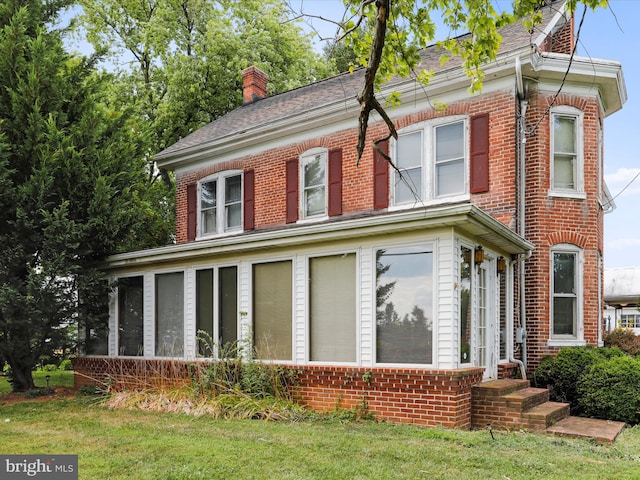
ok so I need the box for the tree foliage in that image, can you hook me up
[324,0,608,159]
[75,0,335,186]
[0,0,170,391]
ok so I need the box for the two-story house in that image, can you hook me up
[74,2,626,428]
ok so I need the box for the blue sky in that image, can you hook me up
[293,0,640,269]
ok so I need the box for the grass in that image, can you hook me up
[0,370,74,394]
[1,396,640,479]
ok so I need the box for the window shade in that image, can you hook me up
[310,254,356,362]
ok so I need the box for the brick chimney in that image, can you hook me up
[541,11,574,55]
[241,66,269,105]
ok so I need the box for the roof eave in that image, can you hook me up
[155,54,525,171]
[527,51,627,116]
[104,204,534,270]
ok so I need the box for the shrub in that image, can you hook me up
[59,359,73,371]
[532,346,624,414]
[578,355,640,424]
[603,328,640,356]
[24,387,55,398]
[42,363,58,372]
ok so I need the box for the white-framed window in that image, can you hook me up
[252,260,293,361]
[300,149,327,218]
[620,314,640,329]
[550,106,584,197]
[155,271,185,357]
[549,244,584,345]
[198,171,243,237]
[308,253,357,363]
[392,117,467,206]
[117,276,144,357]
[375,244,434,365]
[195,265,238,358]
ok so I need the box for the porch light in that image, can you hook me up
[474,246,485,264]
[497,256,506,274]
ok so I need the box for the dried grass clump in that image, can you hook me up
[103,388,309,421]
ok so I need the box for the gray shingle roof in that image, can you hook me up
[156,2,565,163]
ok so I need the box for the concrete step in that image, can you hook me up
[522,401,570,432]
[547,416,626,443]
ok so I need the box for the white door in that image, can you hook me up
[477,263,497,380]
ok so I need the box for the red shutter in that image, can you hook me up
[328,149,343,217]
[373,140,389,210]
[285,159,298,223]
[470,113,490,193]
[243,169,255,230]
[187,183,197,241]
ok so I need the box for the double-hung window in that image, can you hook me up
[550,244,584,344]
[550,107,584,196]
[393,118,467,206]
[301,150,327,218]
[199,171,242,237]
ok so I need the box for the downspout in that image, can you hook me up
[510,252,531,380]
[511,57,531,378]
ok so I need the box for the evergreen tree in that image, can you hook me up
[0,0,169,391]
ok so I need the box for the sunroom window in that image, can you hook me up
[253,260,293,361]
[155,272,184,357]
[117,276,144,357]
[309,253,356,362]
[376,245,433,364]
[196,266,238,358]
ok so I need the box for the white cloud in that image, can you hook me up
[605,167,640,198]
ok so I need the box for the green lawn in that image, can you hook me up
[0,396,639,479]
[0,370,74,394]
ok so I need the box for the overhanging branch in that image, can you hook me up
[356,0,397,162]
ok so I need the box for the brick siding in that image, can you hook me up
[73,357,484,428]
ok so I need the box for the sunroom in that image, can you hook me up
[86,204,532,383]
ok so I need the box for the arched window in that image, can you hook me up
[198,170,243,237]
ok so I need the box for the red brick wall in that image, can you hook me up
[521,90,604,371]
[541,14,574,55]
[174,91,519,244]
[171,86,605,372]
[73,357,483,428]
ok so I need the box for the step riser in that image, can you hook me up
[471,379,569,432]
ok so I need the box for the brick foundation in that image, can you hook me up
[73,357,483,429]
